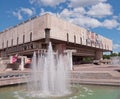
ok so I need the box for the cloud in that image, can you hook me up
[87,3,113,18]
[29,0,66,7]
[58,5,120,29]
[69,0,107,7]
[33,0,119,30]
[102,19,119,29]
[59,7,86,19]
[20,8,35,16]
[72,16,102,28]
[40,8,57,16]
[12,7,35,20]
[13,11,23,20]
[113,44,120,50]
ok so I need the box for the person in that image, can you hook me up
[12,54,18,63]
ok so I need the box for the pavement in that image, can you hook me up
[72,64,120,86]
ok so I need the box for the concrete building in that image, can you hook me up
[0,14,112,64]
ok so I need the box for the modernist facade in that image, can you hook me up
[0,14,112,63]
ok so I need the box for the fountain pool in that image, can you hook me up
[0,84,120,99]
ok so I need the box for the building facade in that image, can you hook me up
[0,14,112,64]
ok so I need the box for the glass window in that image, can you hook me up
[23,35,25,43]
[6,40,8,47]
[17,37,19,45]
[67,33,69,42]
[11,39,13,46]
[74,35,76,43]
[30,32,32,42]
[2,42,4,48]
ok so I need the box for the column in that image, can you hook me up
[45,28,50,44]
[20,57,24,71]
[64,50,76,70]
[95,50,103,60]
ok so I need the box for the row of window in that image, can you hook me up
[66,33,108,49]
[2,32,32,48]
[66,33,82,44]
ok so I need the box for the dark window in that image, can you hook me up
[11,39,13,46]
[17,37,19,45]
[2,42,4,48]
[67,33,69,42]
[74,35,76,43]
[23,35,25,43]
[6,40,8,47]
[30,32,32,42]
[80,37,82,44]
[86,39,88,45]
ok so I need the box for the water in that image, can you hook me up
[111,56,120,66]
[27,42,70,98]
[0,84,120,99]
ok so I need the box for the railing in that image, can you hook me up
[0,72,30,86]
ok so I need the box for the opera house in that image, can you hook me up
[0,14,112,64]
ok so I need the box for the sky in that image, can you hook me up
[0,0,120,53]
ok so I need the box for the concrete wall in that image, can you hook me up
[0,14,112,51]
[0,14,48,49]
[49,14,87,45]
[47,14,112,51]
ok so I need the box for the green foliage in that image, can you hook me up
[103,55,110,59]
[118,52,120,56]
[103,52,120,59]
[110,53,118,57]
[83,57,93,63]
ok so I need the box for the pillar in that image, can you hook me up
[95,50,103,60]
[45,28,50,44]
[19,57,24,71]
[64,50,76,70]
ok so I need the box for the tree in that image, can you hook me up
[118,52,120,56]
[110,53,118,57]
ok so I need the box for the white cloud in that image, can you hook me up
[71,16,102,28]
[37,0,119,30]
[74,7,86,15]
[59,7,86,19]
[21,8,35,16]
[87,3,112,18]
[59,7,120,29]
[30,0,66,7]
[113,44,120,50]
[59,8,101,28]
[12,7,35,20]
[102,19,119,29]
[40,8,57,16]
[69,0,107,7]
[13,11,22,20]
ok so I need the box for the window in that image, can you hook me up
[6,40,8,47]
[17,37,19,45]
[23,35,25,43]
[2,42,4,48]
[67,33,69,42]
[30,32,32,42]
[80,37,82,44]
[74,35,76,43]
[11,39,13,46]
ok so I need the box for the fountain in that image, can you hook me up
[111,56,120,66]
[27,42,70,98]
[0,43,120,99]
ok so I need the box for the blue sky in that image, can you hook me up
[0,0,120,52]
